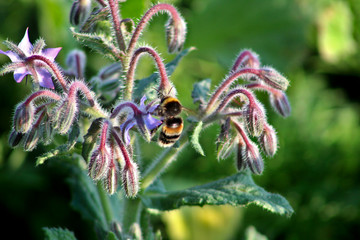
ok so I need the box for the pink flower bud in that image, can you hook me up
[261,67,289,91]
[70,0,92,26]
[52,99,78,134]
[270,91,291,117]
[166,17,187,53]
[259,124,278,157]
[13,102,35,133]
[244,101,266,137]
[88,147,111,181]
[122,161,139,198]
[23,127,41,151]
[232,49,260,72]
[243,141,264,174]
[8,129,24,148]
[105,164,118,195]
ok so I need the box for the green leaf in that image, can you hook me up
[71,28,120,60]
[43,227,77,240]
[66,166,108,231]
[133,47,195,99]
[142,172,294,217]
[67,122,80,150]
[191,78,211,104]
[190,121,205,156]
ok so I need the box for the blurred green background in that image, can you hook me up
[1,0,360,239]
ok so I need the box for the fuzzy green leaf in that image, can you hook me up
[67,166,108,230]
[190,121,205,156]
[142,172,294,217]
[133,47,195,99]
[71,28,120,60]
[191,78,211,104]
[67,122,80,150]
[43,227,77,240]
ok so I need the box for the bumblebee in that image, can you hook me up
[155,96,184,147]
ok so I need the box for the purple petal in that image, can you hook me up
[18,28,33,56]
[139,95,147,109]
[144,113,162,130]
[148,103,159,113]
[36,68,55,89]
[121,120,136,145]
[42,47,62,61]
[14,67,30,83]
[0,49,21,62]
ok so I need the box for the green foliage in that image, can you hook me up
[43,227,77,240]
[190,121,205,156]
[71,28,120,61]
[191,78,211,104]
[142,172,293,217]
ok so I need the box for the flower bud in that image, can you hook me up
[23,127,40,151]
[270,91,291,117]
[98,78,121,92]
[13,103,35,133]
[98,63,122,80]
[244,102,266,137]
[243,141,264,174]
[105,164,118,195]
[232,50,260,72]
[52,99,78,134]
[88,147,111,181]
[261,67,289,91]
[70,0,92,26]
[65,49,86,79]
[41,114,54,145]
[236,138,247,171]
[8,129,24,148]
[259,124,278,157]
[122,161,139,197]
[165,17,187,53]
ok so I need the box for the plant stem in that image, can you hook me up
[97,182,114,226]
[141,134,189,190]
[107,0,126,51]
[122,197,141,234]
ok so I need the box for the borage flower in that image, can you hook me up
[0,28,61,89]
[111,96,162,145]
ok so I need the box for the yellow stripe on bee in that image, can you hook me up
[163,122,184,136]
[162,97,180,105]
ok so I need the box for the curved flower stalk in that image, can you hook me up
[127,3,187,56]
[199,50,290,174]
[124,46,175,100]
[0,28,62,89]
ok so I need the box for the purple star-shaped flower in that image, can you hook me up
[119,96,162,145]
[0,28,61,89]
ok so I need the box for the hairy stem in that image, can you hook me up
[205,68,263,114]
[141,130,189,190]
[107,0,126,51]
[124,47,170,100]
[26,55,67,91]
[127,3,183,55]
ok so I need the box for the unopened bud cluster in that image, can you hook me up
[205,49,291,174]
